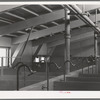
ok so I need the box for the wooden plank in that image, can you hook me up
[0,9,64,36]
[1,4,99,36]
[13,13,100,44]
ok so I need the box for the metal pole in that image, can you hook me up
[45,57,49,90]
[82,58,84,74]
[94,9,98,74]
[64,7,71,80]
[8,48,10,67]
[94,32,98,74]
[17,68,19,90]
[82,5,85,13]
[24,66,26,87]
[1,57,3,76]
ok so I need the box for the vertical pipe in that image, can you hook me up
[1,57,3,76]
[92,65,93,74]
[88,62,89,74]
[82,59,83,74]
[87,58,90,74]
[64,7,71,80]
[95,9,97,26]
[6,48,8,67]
[23,66,26,87]
[45,57,49,90]
[17,68,19,90]
[11,57,12,66]
[94,9,98,74]
[94,32,98,74]
[82,5,85,13]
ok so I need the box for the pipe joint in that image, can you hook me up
[64,34,71,39]
[94,36,98,39]
[94,33,98,39]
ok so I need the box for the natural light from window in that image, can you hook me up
[0,48,7,66]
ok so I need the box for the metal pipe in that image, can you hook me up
[41,59,61,90]
[64,7,71,81]
[94,9,98,74]
[1,57,3,76]
[20,26,34,57]
[45,58,49,90]
[40,58,49,90]
[17,64,36,90]
[65,5,100,34]
[82,5,85,13]
[12,62,24,69]
[94,32,98,73]
[23,66,26,87]
[86,58,90,74]
[49,62,61,69]
[89,55,95,74]
[95,9,98,26]
[82,58,84,74]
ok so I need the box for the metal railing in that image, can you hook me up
[63,56,97,81]
[16,63,36,90]
[0,56,98,90]
[39,59,61,90]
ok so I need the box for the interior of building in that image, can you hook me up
[0,4,100,91]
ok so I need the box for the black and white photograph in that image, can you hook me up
[0,3,100,92]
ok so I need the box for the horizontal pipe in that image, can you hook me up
[70,5,100,33]
[70,5,96,26]
[66,5,100,34]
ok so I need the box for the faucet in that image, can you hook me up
[17,64,36,90]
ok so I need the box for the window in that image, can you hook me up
[0,48,9,67]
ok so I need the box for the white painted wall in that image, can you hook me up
[38,43,47,55]
[0,37,11,47]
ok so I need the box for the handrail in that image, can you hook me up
[89,55,95,62]
[17,64,36,90]
[49,62,61,69]
[64,60,76,67]
[39,60,61,90]
[12,62,24,69]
